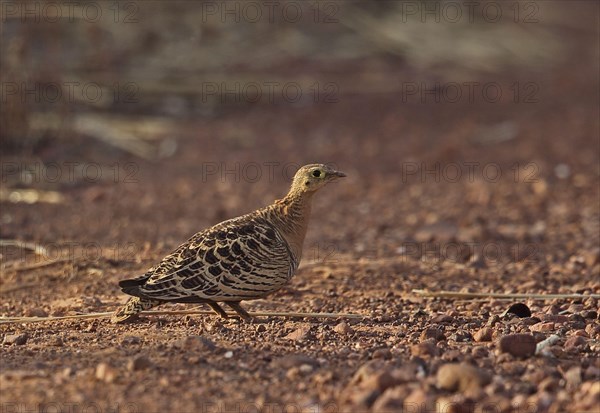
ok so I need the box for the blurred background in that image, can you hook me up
[1,0,598,290]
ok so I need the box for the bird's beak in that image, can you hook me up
[331,170,347,178]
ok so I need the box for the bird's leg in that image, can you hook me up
[225,301,252,322]
[207,302,229,319]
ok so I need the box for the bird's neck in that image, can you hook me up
[266,189,314,260]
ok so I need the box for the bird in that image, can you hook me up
[111,163,346,323]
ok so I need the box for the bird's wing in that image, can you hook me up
[133,214,296,301]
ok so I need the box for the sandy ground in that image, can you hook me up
[1,8,599,412]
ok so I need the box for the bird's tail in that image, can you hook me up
[111,296,162,324]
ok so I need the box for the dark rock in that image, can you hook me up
[431,314,454,323]
[420,327,445,342]
[498,334,537,358]
[504,303,532,318]
[127,355,153,371]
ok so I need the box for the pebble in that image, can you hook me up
[431,314,454,323]
[498,334,537,358]
[121,336,141,345]
[372,348,392,360]
[127,355,153,371]
[371,386,411,413]
[3,333,28,346]
[581,310,598,319]
[504,303,531,318]
[541,314,570,323]
[473,327,493,342]
[530,322,555,332]
[25,308,48,317]
[436,363,491,395]
[411,340,438,358]
[420,327,445,342]
[50,337,64,347]
[564,336,587,351]
[333,322,353,335]
[564,366,582,390]
[404,389,435,412]
[285,325,312,341]
[173,336,216,351]
[95,363,117,383]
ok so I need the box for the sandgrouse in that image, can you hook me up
[112,163,346,323]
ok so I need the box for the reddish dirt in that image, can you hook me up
[1,6,599,413]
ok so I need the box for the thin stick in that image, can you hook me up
[0,310,365,325]
[412,289,600,300]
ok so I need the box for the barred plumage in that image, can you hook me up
[111,163,345,323]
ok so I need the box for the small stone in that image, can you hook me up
[127,355,152,371]
[436,395,477,413]
[471,346,489,358]
[404,389,435,413]
[411,340,438,357]
[420,327,445,342]
[371,386,412,413]
[255,324,266,333]
[504,303,532,318]
[564,366,582,390]
[436,363,491,395]
[224,351,233,359]
[3,333,28,346]
[173,336,216,351]
[372,348,392,360]
[431,314,454,323]
[25,308,48,317]
[498,334,537,358]
[541,314,570,323]
[450,331,473,342]
[95,363,117,383]
[121,336,141,345]
[50,337,63,347]
[350,360,385,386]
[564,336,587,351]
[583,366,600,381]
[530,322,555,332]
[285,325,312,341]
[568,314,587,329]
[581,310,598,319]
[361,371,397,393]
[473,327,493,342]
[583,248,600,267]
[333,322,353,335]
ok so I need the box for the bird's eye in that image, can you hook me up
[312,170,322,178]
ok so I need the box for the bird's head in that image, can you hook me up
[291,163,346,194]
